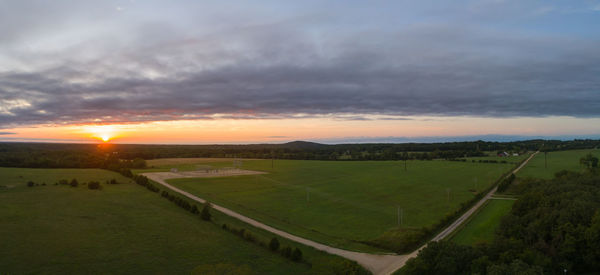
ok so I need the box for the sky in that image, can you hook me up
[0,0,599,144]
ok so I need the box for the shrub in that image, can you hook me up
[201,202,212,221]
[222,224,228,230]
[191,205,200,214]
[243,231,256,242]
[88,181,101,190]
[70,179,79,187]
[27,181,34,187]
[291,248,302,262]
[269,237,280,251]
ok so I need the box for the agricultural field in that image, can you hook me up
[134,158,238,173]
[517,148,600,179]
[466,153,528,164]
[160,158,523,252]
[450,199,515,245]
[0,168,358,274]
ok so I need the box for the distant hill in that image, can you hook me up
[280,141,327,149]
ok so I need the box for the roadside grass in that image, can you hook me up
[0,167,362,274]
[517,148,600,179]
[160,159,519,252]
[449,199,515,245]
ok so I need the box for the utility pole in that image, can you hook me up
[401,208,403,226]
[544,151,547,169]
[306,188,309,202]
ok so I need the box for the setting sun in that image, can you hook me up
[82,125,118,143]
[100,134,111,142]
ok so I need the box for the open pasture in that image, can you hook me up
[0,168,354,274]
[517,148,599,179]
[166,159,520,251]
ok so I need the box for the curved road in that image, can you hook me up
[142,151,538,275]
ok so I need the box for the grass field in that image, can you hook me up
[160,158,522,252]
[450,199,515,245]
[517,148,600,179]
[0,168,359,274]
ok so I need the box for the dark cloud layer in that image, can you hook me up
[1,1,600,128]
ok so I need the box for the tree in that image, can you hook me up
[269,237,280,251]
[291,248,303,262]
[131,158,147,169]
[191,205,200,214]
[201,202,212,221]
[70,178,79,187]
[88,181,101,190]
[580,154,599,169]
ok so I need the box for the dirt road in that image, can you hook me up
[142,151,538,275]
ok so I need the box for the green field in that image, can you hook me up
[0,168,359,274]
[163,158,521,252]
[517,148,600,179]
[450,199,515,245]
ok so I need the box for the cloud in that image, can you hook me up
[0,132,15,135]
[0,1,599,128]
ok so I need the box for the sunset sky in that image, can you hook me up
[1,1,599,144]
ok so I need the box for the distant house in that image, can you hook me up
[498,152,509,157]
[513,153,519,156]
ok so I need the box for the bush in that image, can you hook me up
[269,237,280,251]
[88,181,101,190]
[70,179,79,187]
[243,231,256,242]
[27,181,34,187]
[191,205,200,214]
[201,202,212,221]
[291,248,302,262]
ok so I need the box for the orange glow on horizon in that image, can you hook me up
[1,116,600,144]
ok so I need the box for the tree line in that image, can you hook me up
[2,139,598,167]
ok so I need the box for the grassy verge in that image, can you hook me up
[449,199,515,245]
